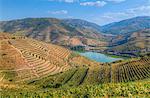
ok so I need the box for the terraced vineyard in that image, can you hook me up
[0,33,100,83]
[23,57,150,89]
[0,33,75,82]
[0,33,150,97]
[1,80,150,97]
[111,57,150,83]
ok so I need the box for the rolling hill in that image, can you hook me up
[1,33,149,84]
[0,32,100,83]
[62,19,101,32]
[0,33,150,97]
[105,29,150,57]
[0,16,150,56]
[0,18,107,48]
[101,16,150,35]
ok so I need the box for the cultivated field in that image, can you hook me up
[0,33,150,97]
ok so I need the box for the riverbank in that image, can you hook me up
[104,53,130,59]
[77,51,123,63]
[75,50,128,59]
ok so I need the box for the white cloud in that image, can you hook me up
[48,0,125,5]
[106,0,126,3]
[91,5,150,25]
[60,0,77,3]
[126,6,150,16]
[48,10,68,14]
[48,0,79,3]
[80,1,107,7]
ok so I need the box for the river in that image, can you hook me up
[79,52,123,63]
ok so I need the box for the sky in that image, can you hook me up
[0,0,150,25]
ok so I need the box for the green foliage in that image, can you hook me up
[65,67,88,86]
[1,80,150,97]
[26,67,90,88]
[68,52,80,59]
[2,71,16,82]
[55,68,77,85]
[71,46,86,52]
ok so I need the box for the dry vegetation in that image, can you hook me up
[0,32,100,83]
[0,32,150,97]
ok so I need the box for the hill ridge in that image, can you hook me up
[101,16,150,35]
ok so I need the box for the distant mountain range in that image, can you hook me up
[62,19,101,32]
[0,18,106,47]
[101,16,150,35]
[0,16,150,53]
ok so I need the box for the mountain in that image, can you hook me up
[62,19,101,32]
[0,18,107,48]
[105,29,150,57]
[101,16,150,35]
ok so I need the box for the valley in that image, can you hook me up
[1,0,150,96]
[0,17,150,58]
[0,32,150,97]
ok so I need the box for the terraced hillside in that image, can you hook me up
[0,33,150,97]
[1,58,150,97]
[24,57,150,88]
[111,57,150,82]
[1,33,150,83]
[0,33,100,83]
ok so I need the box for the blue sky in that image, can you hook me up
[0,0,150,25]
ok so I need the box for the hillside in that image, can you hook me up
[62,19,101,32]
[0,33,149,83]
[0,33,150,97]
[101,16,150,35]
[1,79,150,97]
[0,18,107,48]
[0,33,99,83]
[105,29,150,57]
